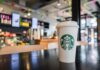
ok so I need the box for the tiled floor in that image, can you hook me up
[0,43,99,70]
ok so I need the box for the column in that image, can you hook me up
[72,0,81,41]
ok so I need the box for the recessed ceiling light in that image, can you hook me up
[57,3,61,6]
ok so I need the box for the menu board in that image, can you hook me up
[0,13,12,25]
[12,13,20,27]
[20,17,31,27]
[32,17,38,29]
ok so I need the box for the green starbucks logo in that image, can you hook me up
[60,34,74,50]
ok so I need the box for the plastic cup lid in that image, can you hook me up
[56,21,79,28]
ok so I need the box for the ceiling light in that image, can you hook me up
[27,12,31,16]
[57,3,61,6]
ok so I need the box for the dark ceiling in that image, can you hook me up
[5,0,57,10]
[26,0,57,9]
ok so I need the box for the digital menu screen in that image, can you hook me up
[32,17,38,29]
[0,13,12,25]
[20,17,31,27]
[12,13,20,27]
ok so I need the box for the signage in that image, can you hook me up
[0,13,12,25]
[32,18,38,29]
[12,13,20,27]
[60,34,74,50]
[20,17,31,27]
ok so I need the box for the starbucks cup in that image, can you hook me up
[57,21,79,63]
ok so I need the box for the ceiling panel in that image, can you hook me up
[26,0,57,9]
[4,0,57,10]
[3,0,100,19]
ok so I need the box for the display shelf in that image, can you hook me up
[0,45,46,55]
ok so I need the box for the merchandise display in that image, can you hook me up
[0,12,51,53]
[0,30,30,48]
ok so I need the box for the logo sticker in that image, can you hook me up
[60,34,74,50]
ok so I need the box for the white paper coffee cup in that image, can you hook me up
[57,21,79,63]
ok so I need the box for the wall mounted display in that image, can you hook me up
[12,13,20,27]
[0,13,12,25]
[32,18,38,29]
[20,17,31,27]
[44,22,49,29]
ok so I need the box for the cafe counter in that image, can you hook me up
[0,38,58,55]
[0,38,86,55]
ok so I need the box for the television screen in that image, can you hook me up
[0,13,12,25]
[32,18,38,29]
[44,22,49,28]
[12,13,20,27]
[20,17,31,27]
